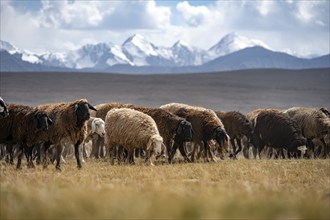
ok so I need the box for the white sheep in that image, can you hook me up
[104,108,164,166]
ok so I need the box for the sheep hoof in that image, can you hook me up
[56,167,61,172]
[16,166,22,170]
[77,165,82,169]
[185,158,192,163]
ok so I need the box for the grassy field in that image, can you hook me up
[1,158,329,219]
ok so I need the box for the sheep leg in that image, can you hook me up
[207,145,216,162]
[279,148,286,159]
[235,138,243,158]
[100,141,105,158]
[41,142,51,169]
[25,145,35,168]
[34,144,41,165]
[169,141,179,163]
[203,141,210,162]
[16,144,24,170]
[55,145,63,171]
[267,147,273,159]
[320,138,328,159]
[5,144,14,165]
[306,139,315,159]
[178,142,191,163]
[108,144,116,165]
[242,140,250,159]
[190,143,197,162]
[129,150,135,165]
[145,150,154,166]
[74,141,82,169]
[135,148,140,158]
[230,138,237,160]
[196,144,203,160]
[91,137,100,159]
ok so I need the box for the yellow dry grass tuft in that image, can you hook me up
[1,159,329,219]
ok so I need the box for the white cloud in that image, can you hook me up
[0,0,329,57]
[36,0,171,30]
[176,1,212,27]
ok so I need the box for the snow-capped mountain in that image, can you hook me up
[171,40,206,66]
[207,32,270,61]
[0,40,42,64]
[1,33,329,73]
[65,43,131,69]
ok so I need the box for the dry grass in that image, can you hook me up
[1,158,329,219]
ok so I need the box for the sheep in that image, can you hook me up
[82,117,105,162]
[0,97,9,118]
[161,103,229,162]
[92,103,193,163]
[104,108,164,166]
[284,107,330,158]
[215,111,253,159]
[59,117,105,164]
[37,99,96,170]
[163,104,228,162]
[245,108,282,159]
[0,104,53,169]
[252,110,307,159]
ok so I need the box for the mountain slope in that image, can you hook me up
[202,46,329,71]
[207,32,269,61]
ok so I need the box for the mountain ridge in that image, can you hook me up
[1,33,329,73]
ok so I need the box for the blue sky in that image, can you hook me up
[1,0,329,57]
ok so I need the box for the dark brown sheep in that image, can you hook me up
[252,110,307,158]
[174,107,229,162]
[0,104,52,169]
[284,107,330,158]
[92,103,193,163]
[37,99,96,170]
[215,111,253,159]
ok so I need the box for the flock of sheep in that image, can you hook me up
[0,96,329,171]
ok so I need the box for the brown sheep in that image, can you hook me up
[215,111,253,159]
[174,107,229,162]
[104,108,164,166]
[92,103,193,163]
[0,104,52,169]
[284,107,330,158]
[37,99,96,170]
[246,108,282,159]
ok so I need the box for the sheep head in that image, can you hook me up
[0,97,9,118]
[147,134,164,157]
[34,111,53,131]
[214,127,228,148]
[74,100,96,128]
[176,120,193,141]
[91,118,105,137]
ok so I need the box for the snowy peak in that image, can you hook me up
[0,40,42,64]
[208,32,270,59]
[122,34,159,66]
[172,40,191,49]
[0,40,17,53]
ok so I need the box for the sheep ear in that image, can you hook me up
[74,104,79,111]
[177,122,183,135]
[47,117,53,126]
[88,103,97,111]
[91,119,96,134]
[34,115,41,129]
[146,138,153,151]
[320,107,330,117]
